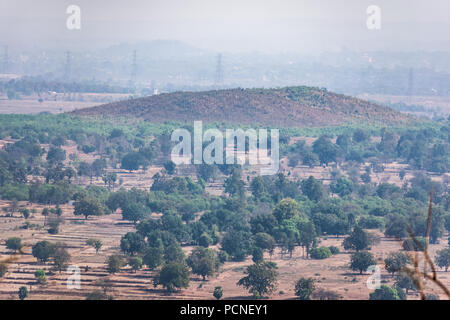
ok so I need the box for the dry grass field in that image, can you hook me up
[0,93,130,114]
[1,201,449,300]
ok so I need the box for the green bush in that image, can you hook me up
[328,246,340,255]
[310,246,332,259]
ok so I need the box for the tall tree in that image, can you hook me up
[237,262,278,298]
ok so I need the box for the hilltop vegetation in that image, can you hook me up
[73,86,413,127]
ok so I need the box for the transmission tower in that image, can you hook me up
[64,51,72,80]
[130,49,137,85]
[407,68,414,97]
[2,45,8,74]
[408,68,414,103]
[214,53,223,86]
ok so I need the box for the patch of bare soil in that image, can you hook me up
[1,201,448,300]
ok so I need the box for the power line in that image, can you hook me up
[214,53,223,86]
[3,45,8,74]
[130,49,137,85]
[407,68,414,104]
[407,68,414,96]
[64,51,72,80]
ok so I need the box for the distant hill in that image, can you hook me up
[72,86,413,127]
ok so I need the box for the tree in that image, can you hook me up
[46,146,66,164]
[121,202,148,223]
[237,262,278,298]
[198,232,213,248]
[353,129,369,143]
[153,262,191,293]
[121,152,143,171]
[6,237,23,253]
[0,262,7,277]
[102,172,117,191]
[369,285,401,300]
[384,252,410,275]
[78,162,94,183]
[143,246,164,270]
[312,288,341,300]
[394,272,417,294]
[213,286,223,300]
[47,215,62,234]
[330,177,354,197]
[34,270,47,284]
[301,176,327,202]
[52,246,71,273]
[73,197,105,220]
[221,230,252,261]
[272,198,299,222]
[350,251,376,275]
[18,286,28,300]
[86,238,103,254]
[20,208,30,219]
[6,199,19,217]
[42,207,50,225]
[252,247,264,263]
[224,169,245,198]
[86,290,109,300]
[92,158,107,179]
[197,164,218,182]
[312,136,338,165]
[343,226,370,252]
[253,233,276,256]
[128,257,143,272]
[297,221,317,258]
[107,255,124,274]
[120,232,147,256]
[163,160,176,175]
[187,247,221,280]
[294,277,315,300]
[32,241,55,263]
[435,247,450,272]
[164,242,185,263]
[402,237,427,252]
[384,214,408,238]
[250,176,266,199]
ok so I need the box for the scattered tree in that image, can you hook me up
[213,286,223,300]
[107,255,124,274]
[350,251,376,275]
[18,286,28,300]
[153,262,191,293]
[435,247,450,272]
[237,262,278,298]
[294,277,316,300]
[369,285,401,300]
[86,238,103,254]
[5,237,23,253]
[187,247,220,280]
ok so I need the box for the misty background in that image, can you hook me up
[1,0,450,97]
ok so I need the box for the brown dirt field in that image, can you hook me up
[0,92,130,114]
[0,200,449,300]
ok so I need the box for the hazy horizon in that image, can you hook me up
[2,0,450,53]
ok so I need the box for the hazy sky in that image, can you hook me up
[1,0,450,53]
